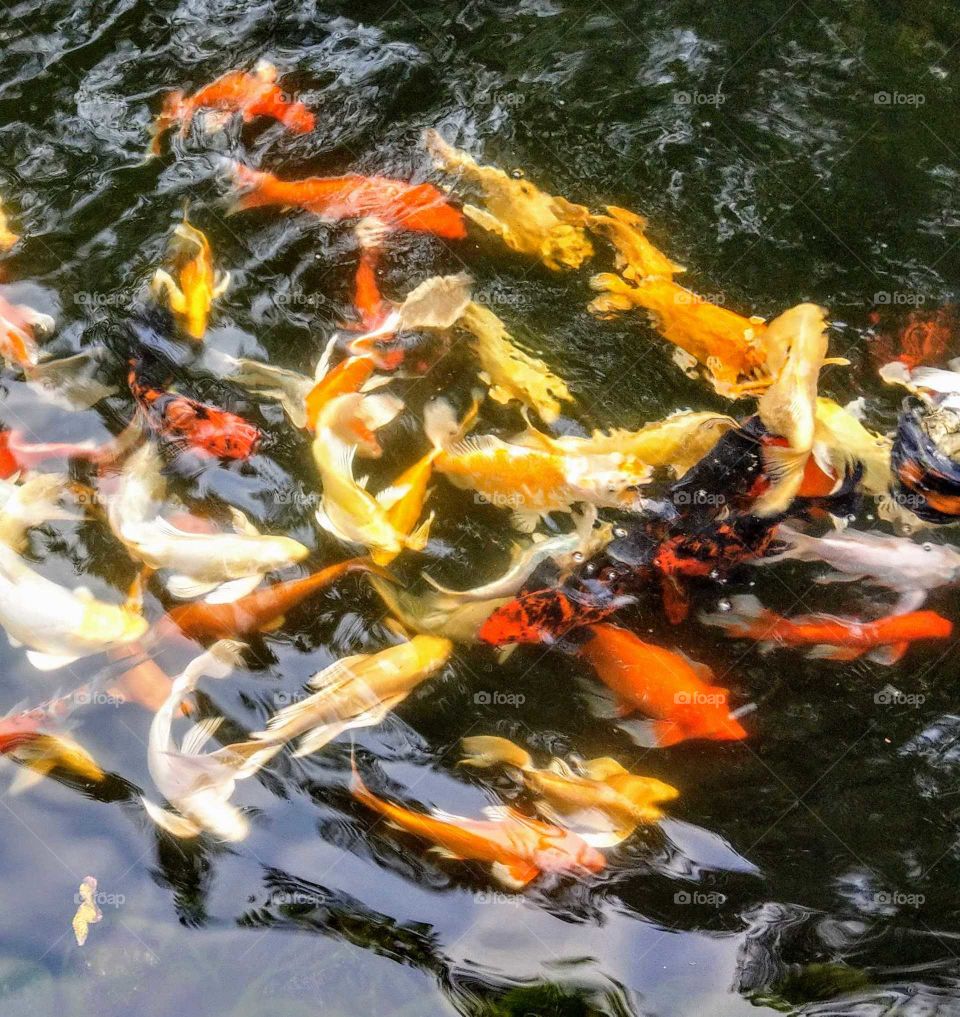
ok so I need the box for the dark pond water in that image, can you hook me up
[1,1,960,1014]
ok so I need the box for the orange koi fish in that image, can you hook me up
[699,594,952,666]
[129,361,260,459]
[231,163,467,239]
[0,292,54,368]
[164,558,379,642]
[351,761,606,888]
[578,623,748,747]
[0,430,119,476]
[150,59,314,155]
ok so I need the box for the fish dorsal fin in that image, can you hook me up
[203,574,262,604]
[165,574,220,600]
[228,507,260,537]
[374,483,410,510]
[333,441,357,479]
[306,653,368,690]
[181,717,224,756]
[581,756,628,781]
[447,434,504,459]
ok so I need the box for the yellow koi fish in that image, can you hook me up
[151,218,230,340]
[460,736,678,846]
[425,129,594,271]
[460,302,572,423]
[812,397,892,497]
[0,199,19,251]
[247,636,452,757]
[586,206,683,282]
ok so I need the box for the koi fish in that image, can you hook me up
[423,399,651,531]
[578,623,748,747]
[0,472,80,550]
[0,199,19,251]
[164,558,379,641]
[889,402,960,524]
[0,291,54,368]
[478,585,631,646]
[107,443,309,602]
[588,274,768,397]
[424,507,612,602]
[425,129,593,270]
[586,205,683,282]
[142,641,277,841]
[754,304,831,515]
[247,635,452,757]
[150,219,230,340]
[351,760,606,888]
[0,541,147,670]
[368,574,510,643]
[459,302,572,423]
[0,429,126,477]
[808,397,892,498]
[129,360,260,459]
[512,410,737,478]
[699,594,952,665]
[149,59,314,155]
[460,736,678,846]
[760,523,960,613]
[0,709,105,792]
[72,877,102,946]
[312,393,433,560]
[870,306,955,371]
[230,163,467,239]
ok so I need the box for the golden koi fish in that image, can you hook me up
[425,129,594,271]
[460,302,572,423]
[72,877,102,946]
[247,636,452,757]
[586,206,683,282]
[460,736,678,846]
[151,218,230,340]
[0,199,19,251]
[812,397,892,497]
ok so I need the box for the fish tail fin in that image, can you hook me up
[698,594,776,643]
[404,511,434,553]
[148,91,185,157]
[459,735,533,771]
[755,445,809,516]
[651,720,691,748]
[11,732,105,784]
[141,796,202,839]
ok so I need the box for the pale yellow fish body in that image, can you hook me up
[151,220,230,340]
[426,129,593,271]
[460,302,572,423]
[369,576,509,644]
[587,206,683,282]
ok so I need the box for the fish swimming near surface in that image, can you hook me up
[460,735,679,846]
[0,198,19,251]
[351,758,606,888]
[129,359,260,459]
[0,708,105,792]
[577,622,749,747]
[230,163,467,240]
[586,205,683,282]
[143,641,277,841]
[149,59,314,155]
[72,877,102,946]
[759,523,960,613]
[150,218,230,340]
[699,593,953,665]
[425,129,593,270]
[0,291,54,368]
[246,635,453,757]
[106,443,309,602]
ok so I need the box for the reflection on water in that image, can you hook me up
[0,1,959,1015]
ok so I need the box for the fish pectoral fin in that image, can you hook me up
[510,510,541,534]
[141,796,202,839]
[580,828,633,848]
[203,575,263,604]
[8,764,50,795]
[404,512,434,552]
[181,717,224,756]
[165,574,220,600]
[212,271,231,298]
[374,483,410,510]
[228,507,261,537]
[25,650,83,671]
[305,654,367,690]
[490,860,539,889]
[868,642,909,666]
[426,845,465,860]
[651,719,690,748]
[804,644,864,662]
[151,270,187,313]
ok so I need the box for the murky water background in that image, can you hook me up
[1,1,960,1014]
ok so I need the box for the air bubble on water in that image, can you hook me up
[846,514,856,523]
[709,569,720,579]
[867,514,875,521]
[614,527,627,538]
[717,598,732,613]
[572,552,584,562]
[923,542,933,551]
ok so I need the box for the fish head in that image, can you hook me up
[281,102,315,134]
[80,600,149,648]
[411,634,454,671]
[252,536,310,572]
[535,829,606,875]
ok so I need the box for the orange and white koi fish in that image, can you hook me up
[150,218,230,340]
[150,59,314,155]
[459,302,572,423]
[247,635,452,757]
[460,736,678,846]
[231,163,467,240]
[424,399,651,531]
[351,760,606,888]
[312,393,434,560]
[699,594,952,666]
[578,622,748,747]
[586,205,683,282]
[425,129,593,270]
[143,641,277,841]
[0,291,54,368]
[588,274,768,396]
